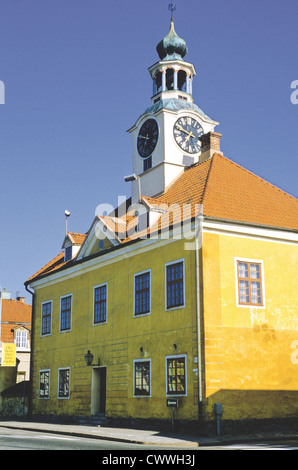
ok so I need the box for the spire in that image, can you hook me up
[168,0,176,21]
[156,18,188,61]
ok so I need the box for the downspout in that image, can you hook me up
[195,215,203,419]
[25,284,35,418]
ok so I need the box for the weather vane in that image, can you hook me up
[168,0,176,20]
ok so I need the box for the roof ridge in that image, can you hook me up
[214,153,298,201]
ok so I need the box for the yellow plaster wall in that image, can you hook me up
[31,239,200,421]
[202,231,298,420]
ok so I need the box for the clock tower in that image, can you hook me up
[127,17,219,203]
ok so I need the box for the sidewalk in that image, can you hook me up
[0,419,298,448]
[0,420,200,447]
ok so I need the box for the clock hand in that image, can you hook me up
[177,125,195,139]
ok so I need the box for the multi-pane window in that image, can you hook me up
[41,301,52,335]
[60,295,72,331]
[166,261,184,309]
[64,246,72,261]
[16,330,28,348]
[94,284,107,324]
[58,368,70,398]
[166,356,186,396]
[237,261,263,306]
[39,370,50,399]
[135,271,150,316]
[134,360,151,396]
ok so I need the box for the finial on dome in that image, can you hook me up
[156,17,188,61]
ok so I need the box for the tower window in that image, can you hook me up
[178,70,187,91]
[143,156,152,172]
[166,68,175,90]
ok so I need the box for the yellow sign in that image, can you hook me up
[2,343,16,367]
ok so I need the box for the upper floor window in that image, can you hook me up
[236,260,264,307]
[134,271,151,316]
[93,284,107,324]
[15,330,28,348]
[60,295,72,332]
[41,301,52,336]
[166,260,184,310]
[65,246,72,262]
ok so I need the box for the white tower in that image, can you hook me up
[127,19,219,203]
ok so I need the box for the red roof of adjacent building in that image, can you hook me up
[1,298,32,344]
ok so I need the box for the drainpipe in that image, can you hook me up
[25,284,35,418]
[195,215,203,419]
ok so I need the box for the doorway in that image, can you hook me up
[91,367,107,415]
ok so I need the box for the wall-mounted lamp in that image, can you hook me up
[173,343,177,351]
[84,350,94,366]
[140,346,143,353]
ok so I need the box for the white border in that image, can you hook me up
[165,354,187,397]
[165,258,185,311]
[133,358,152,398]
[41,300,52,337]
[234,257,266,309]
[59,294,73,332]
[38,369,50,399]
[58,367,71,399]
[133,269,151,317]
[93,283,108,325]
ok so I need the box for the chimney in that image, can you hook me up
[199,131,222,162]
[0,289,11,300]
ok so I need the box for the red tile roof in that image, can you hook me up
[26,153,297,284]
[1,298,32,344]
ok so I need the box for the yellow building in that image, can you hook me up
[25,19,298,427]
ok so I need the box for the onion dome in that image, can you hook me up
[156,19,188,61]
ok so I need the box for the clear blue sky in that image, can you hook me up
[0,0,297,303]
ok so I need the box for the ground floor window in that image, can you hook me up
[39,369,50,399]
[166,355,187,396]
[133,359,151,397]
[58,367,70,398]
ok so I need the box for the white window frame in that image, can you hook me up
[133,269,151,317]
[59,294,73,332]
[93,283,108,325]
[15,329,28,349]
[165,258,185,311]
[39,369,50,399]
[234,257,266,309]
[41,300,52,337]
[165,354,187,397]
[58,367,71,399]
[133,358,152,398]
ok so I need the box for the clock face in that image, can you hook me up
[137,119,159,158]
[173,116,204,154]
